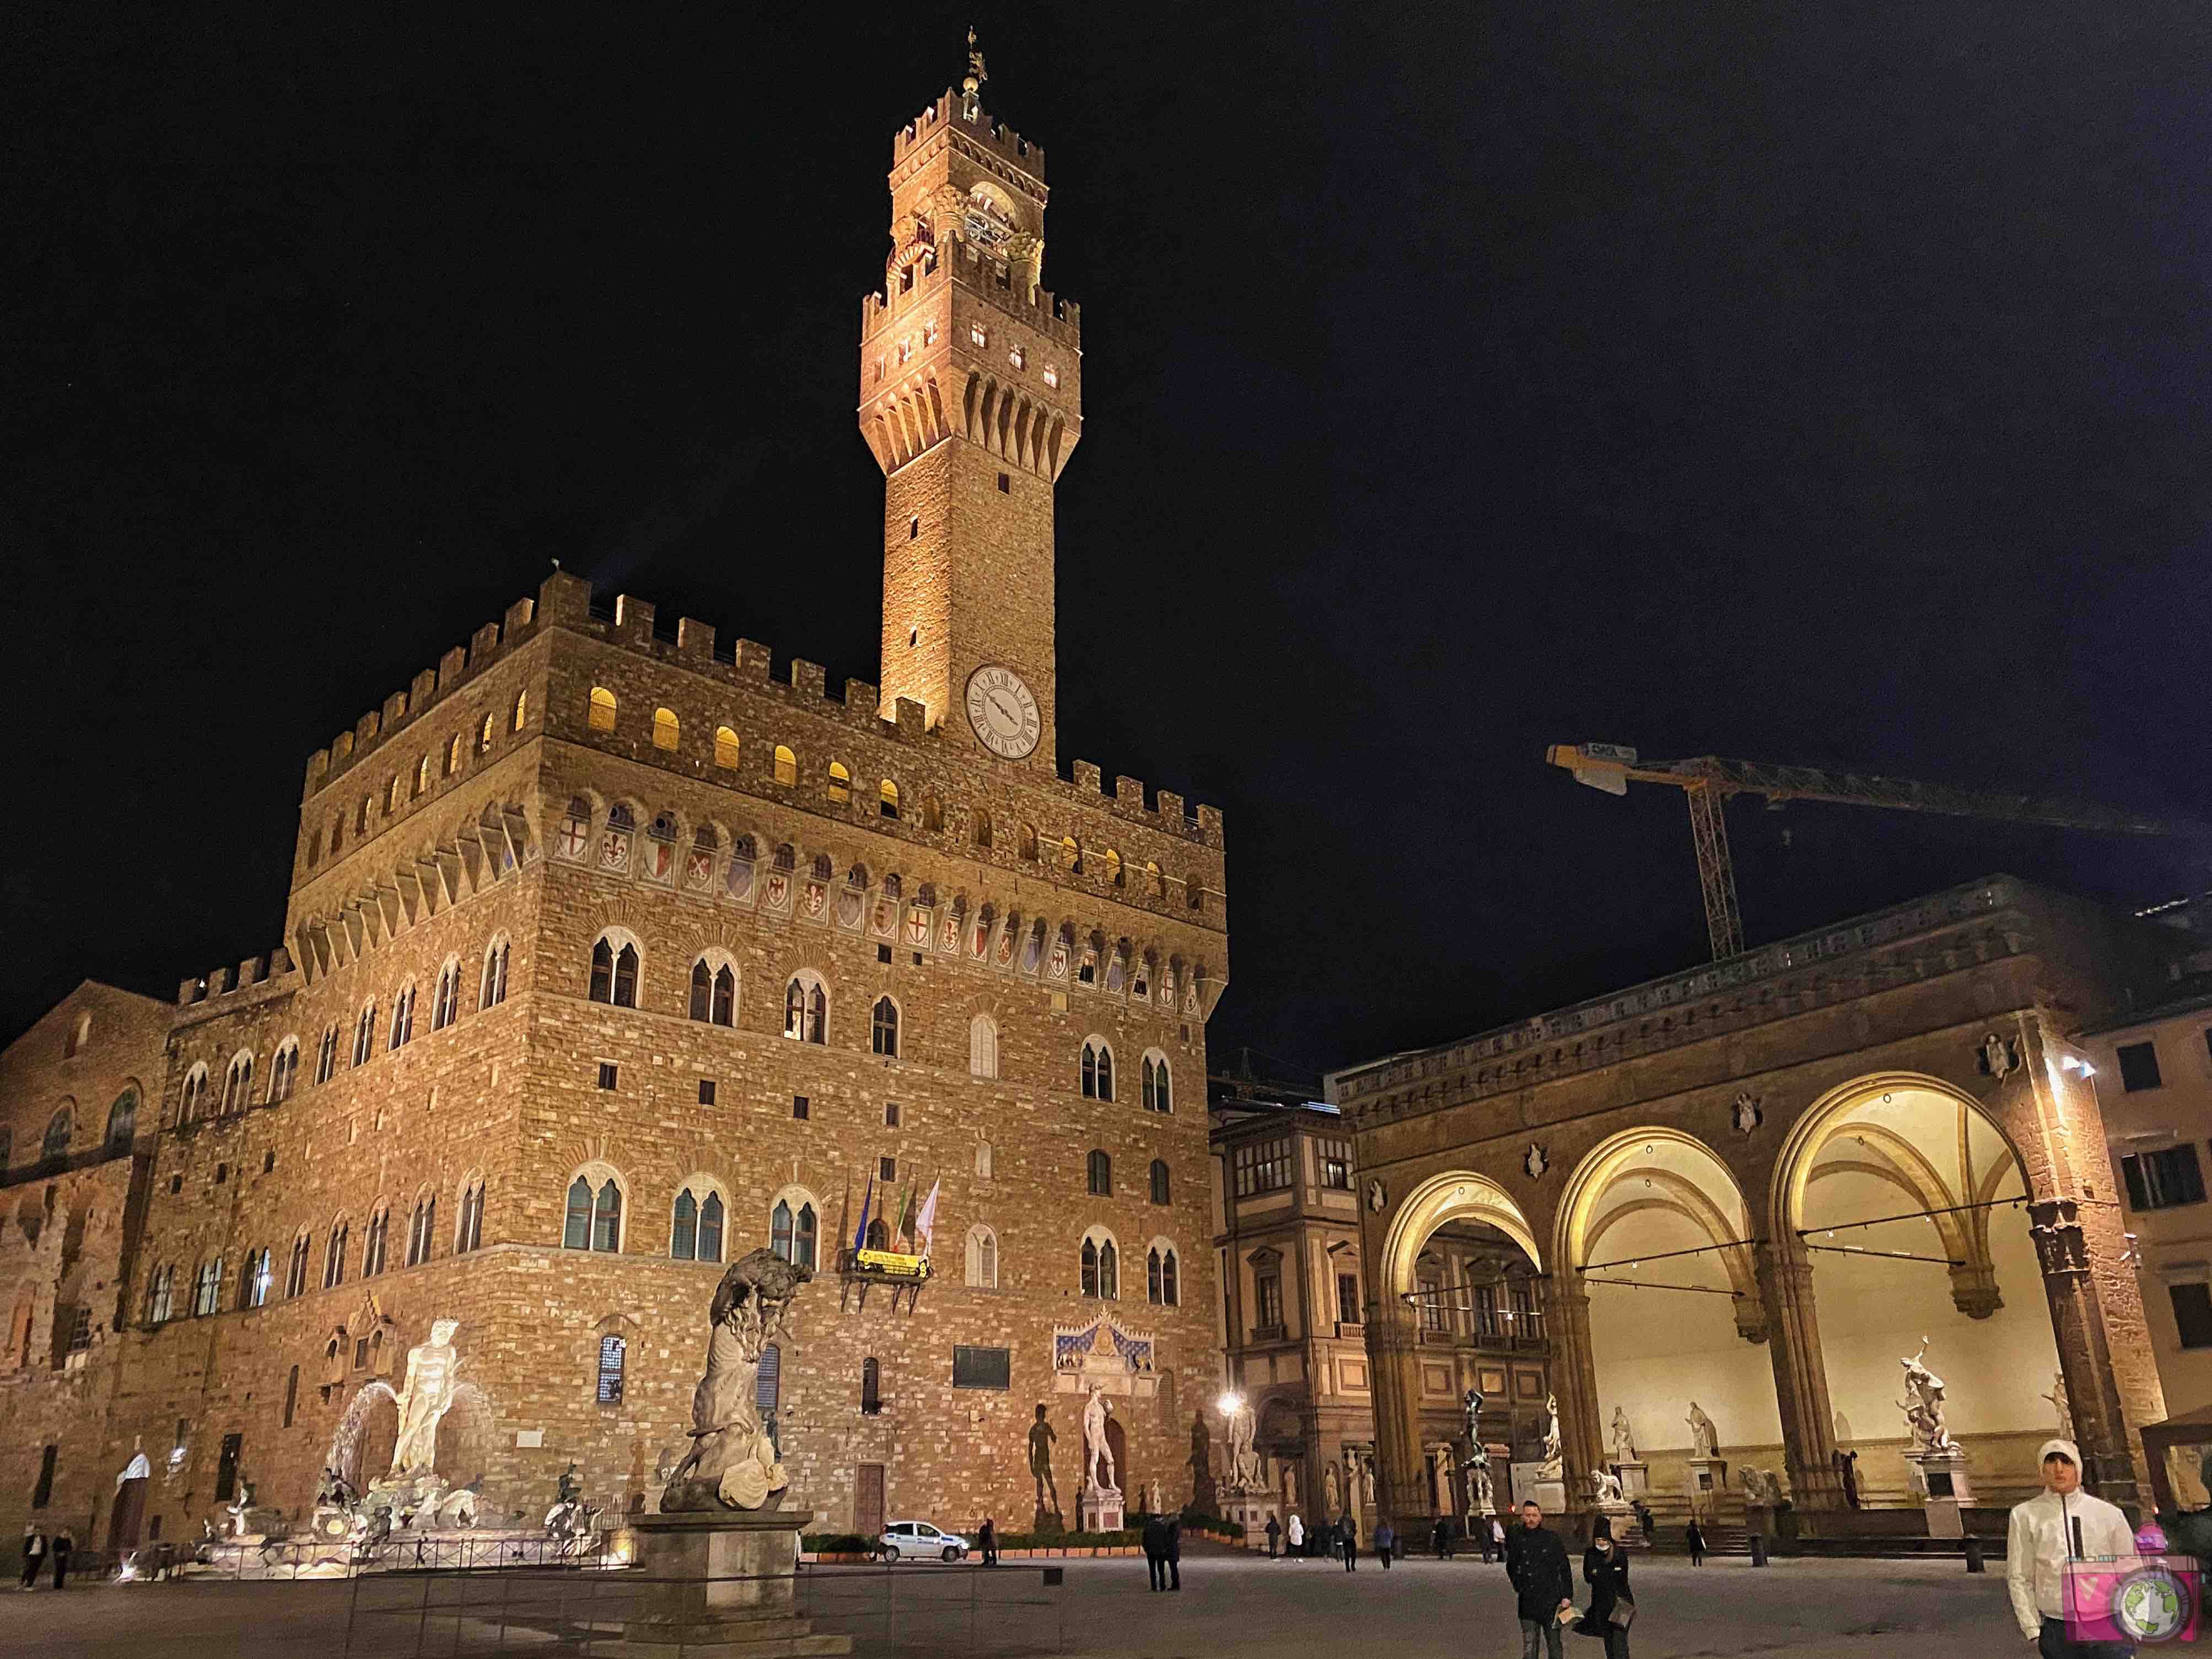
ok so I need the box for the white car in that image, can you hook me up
[875,1520,971,1563]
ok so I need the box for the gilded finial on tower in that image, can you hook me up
[962,26,987,119]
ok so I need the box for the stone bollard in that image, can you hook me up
[1748,1533,1768,1568]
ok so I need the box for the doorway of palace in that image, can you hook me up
[1779,1078,2058,1510]
[855,1463,885,1537]
[1557,1128,1777,1509]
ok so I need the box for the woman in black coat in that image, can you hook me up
[1576,1527,1633,1657]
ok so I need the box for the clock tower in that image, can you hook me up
[862,35,1080,767]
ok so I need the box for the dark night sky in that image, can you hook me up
[8,7,2211,1084]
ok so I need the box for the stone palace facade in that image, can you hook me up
[0,61,1229,1554]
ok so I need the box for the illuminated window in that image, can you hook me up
[1142,1054,1172,1113]
[714,726,740,769]
[386,775,402,813]
[774,745,798,786]
[653,707,680,751]
[968,1014,998,1079]
[512,689,528,731]
[1044,364,1059,389]
[784,972,827,1043]
[1104,848,1123,887]
[444,734,462,777]
[828,761,851,804]
[1060,837,1080,872]
[879,778,900,818]
[970,324,987,347]
[1009,344,1025,370]
[1080,1038,1114,1101]
[590,934,641,1008]
[415,755,432,796]
[588,686,617,732]
[1148,1246,1179,1307]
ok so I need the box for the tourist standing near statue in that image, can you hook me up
[1505,1500,1574,1659]
[1165,1515,1182,1591]
[1683,1520,1706,1566]
[2006,1438,2134,1657]
[1142,1512,1170,1592]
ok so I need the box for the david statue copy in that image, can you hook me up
[663,1249,812,1511]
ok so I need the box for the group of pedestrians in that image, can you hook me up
[1260,1510,1372,1566]
[1505,1502,1634,1659]
[1140,1512,1183,1591]
[18,1526,75,1591]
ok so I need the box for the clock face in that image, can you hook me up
[965,665,1040,760]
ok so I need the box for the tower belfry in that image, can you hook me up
[862,37,1081,767]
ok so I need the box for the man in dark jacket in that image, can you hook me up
[1338,1512,1358,1571]
[1503,1501,1573,1659]
[1165,1516,1182,1591]
[1264,1513,1281,1558]
[1142,1514,1170,1592]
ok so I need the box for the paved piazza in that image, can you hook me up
[3,1550,2033,1659]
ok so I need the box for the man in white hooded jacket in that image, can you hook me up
[2005,1437,2138,1655]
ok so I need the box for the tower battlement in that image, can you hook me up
[860,240,1081,347]
[892,91,1044,182]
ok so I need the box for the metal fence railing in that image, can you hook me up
[342,1559,1069,1659]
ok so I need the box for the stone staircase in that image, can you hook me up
[1637,1490,1751,1555]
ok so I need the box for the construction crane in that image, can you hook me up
[1546,742,2210,961]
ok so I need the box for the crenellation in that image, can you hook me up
[1071,760,1102,794]
[790,658,827,699]
[734,639,771,678]
[437,646,466,690]
[472,620,502,661]
[893,696,925,740]
[612,594,655,644]
[383,689,410,727]
[840,675,878,713]
[675,616,715,661]
[355,710,381,746]
[1155,789,1184,824]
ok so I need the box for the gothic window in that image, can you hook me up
[828,761,852,804]
[590,934,641,1008]
[970,323,987,347]
[1148,1246,1181,1307]
[315,1025,338,1084]
[601,804,634,871]
[353,1002,376,1067]
[456,1176,485,1254]
[407,1194,435,1267]
[1142,1053,1172,1114]
[589,686,617,732]
[879,779,900,818]
[968,1014,999,1079]
[966,1225,998,1289]
[1081,1038,1115,1101]
[690,958,737,1026]
[362,1207,389,1278]
[557,796,591,859]
[145,1263,175,1326]
[564,1170,624,1252]
[1080,1232,1118,1300]
[189,1257,221,1316]
[105,1090,137,1150]
[432,962,459,1031]
[783,972,826,1043]
[180,1065,209,1124]
[513,689,529,731]
[445,733,463,777]
[871,997,900,1058]
[286,1232,310,1298]
[670,1184,726,1263]
[240,1248,271,1310]
[645,812,678,881]
[714,726,740,769]
[1150,1159,1171,1205]
[387,985,415,1050]
[269,1042,298,1104]
[1087,1149,1112,1197]
[386,775,402,814]
[770,1199,819,1269]
[653,707,680,751]
[774,745,798,785]
[480,940,510,1009]
[478,711,496,755]
[222,1052,254,1114]
[415,754,432,796]
[1009,344,1025,370]
[324,1221,349,1289]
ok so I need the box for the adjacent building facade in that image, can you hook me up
[0,61,1230,1555]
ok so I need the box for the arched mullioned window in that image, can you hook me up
[180,1065,208,1125]
[407,1193,436,1267]
[588,686,617,732]
[1081,1038,1114,1102]
[222,1052,255,1114]
[653,707,680,750]
[455,1175,486,1254]
[324,1220,350,1289]
[1147,1245,1180,1307]
[968,1014,998,1079]
[432,962,460,1031]
[966,1225,998,1288]
[1080,1231,1119,1300]
[268,1042,298,1104]
[783,973,826,1044]
[42,1107,73,1161]
[316,1024,340,1085]
[564,1167,624,1252]
[145,1263,175,1325]
[590,933,641,1008]
[106,1090,138,1149]
[285,1231,311,1298]
[770,1198,819,1269]
[354,1001,378,1066]
[239,1247,271,1310]
[671,1182,726,1262]
[690,956,737,1026]
[1142,1053,1172,1114]
[870,997,900,1058]
[388,985,416,1050]
[362,1206,389,1277]
[1149,1159,1171,1205]
[480,940,510,1009]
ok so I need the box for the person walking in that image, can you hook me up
[1504,1501,1574,1659]
[1375,1518,1396,1570]
[1264,1513,1282,1559]
[49,1530,72,1592]
[1490,1515,1507,1565]
[2006,1437,2135,1658]
[978,1517,997,1567]
[1432,1516,1450,1559]
[1142,1513,1170,1592]
[1338,1511,1359,1572]
[18,1526,44,1591]
[1576,1519,1634,1658]
[1683,1518,1705,1566]
[1287,1511,1305,1559]
[1165,1515,1183,1591]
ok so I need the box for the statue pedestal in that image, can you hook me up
[617,1509,851,1657]
[1079,1484,1124,1534]
[1613,1460,1650,1499]
[1904,1450,1973,1540]
[1684,1457,1728,1508]
[1509,1462,1566,1516]
[1222,1492,1279,1543]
